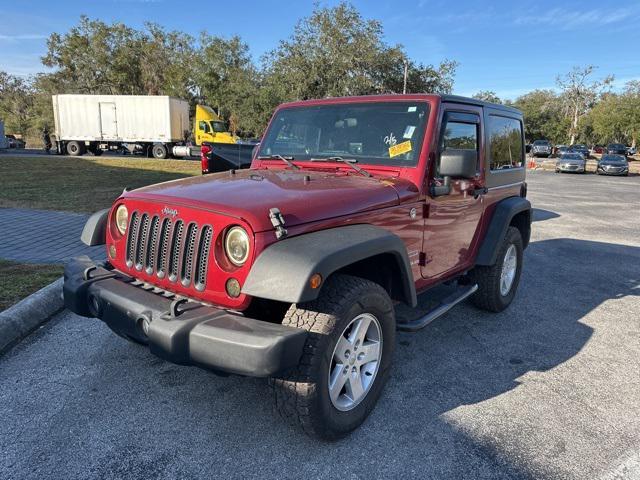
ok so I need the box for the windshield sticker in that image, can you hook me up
[384,132,397,146]
[403,126,416,139]
[389,140,412,158]
[408,106,417,112]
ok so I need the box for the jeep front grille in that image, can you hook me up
[125,212,212,292]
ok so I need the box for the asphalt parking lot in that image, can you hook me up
[1,171,639,479]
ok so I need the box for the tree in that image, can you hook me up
[512,89,567,144]
[194,34,259,136]
[472,90,502,104]
[261,2,457,104]
[0,71,35,137]
[556,66,613,144]
[41,16,195,98]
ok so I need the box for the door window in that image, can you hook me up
[437,113,479,176]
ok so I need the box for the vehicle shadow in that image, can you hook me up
[532,208,560,222]
[24,237,639,479]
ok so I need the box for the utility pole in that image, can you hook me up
[403,60,408,94]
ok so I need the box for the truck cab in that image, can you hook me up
[64,94,531,440]
[194,105,238,145]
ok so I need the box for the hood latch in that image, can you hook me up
[269,208,288,240]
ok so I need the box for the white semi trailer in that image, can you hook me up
[52,94,195,159]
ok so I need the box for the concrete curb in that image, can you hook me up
[0,276,64,355]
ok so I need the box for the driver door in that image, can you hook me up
[421,105,486,280]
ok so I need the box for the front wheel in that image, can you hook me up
[270,274,395,440]
[469,226,523,312]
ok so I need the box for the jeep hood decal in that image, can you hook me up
[124,169,417,232]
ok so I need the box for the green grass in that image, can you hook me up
[0,154,200,213]
[0,259,63,312]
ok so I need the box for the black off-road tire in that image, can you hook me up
[66,141,84,156]
[469,226,523,313]
[270,274,395,440]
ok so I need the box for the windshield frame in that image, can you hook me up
[257,101,431,168]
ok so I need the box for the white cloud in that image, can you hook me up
[514,6,640,29]
[0,34,48,42]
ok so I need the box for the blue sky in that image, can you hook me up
[0,0,637,100]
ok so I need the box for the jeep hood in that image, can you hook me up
[123,169,418,232]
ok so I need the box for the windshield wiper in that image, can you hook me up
[257,154,300,170]
[309,156,372,177]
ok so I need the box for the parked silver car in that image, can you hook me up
[596,154,629,176]
[556,153,586,173]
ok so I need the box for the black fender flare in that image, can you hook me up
[80,208,109,246]
[242,225,417,307]
[475,196,531,266]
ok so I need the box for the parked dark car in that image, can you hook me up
[556,153,586,173]
[592,145,605,154]
[606,143,628,156]
[570,144,590,158]
[531,139,552,157]
[555,145,570,157]
[596,154,629,176]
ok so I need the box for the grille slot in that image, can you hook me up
[168,220,184,282]
[195,226,213,291]
[181,223,199,286]
[134,214,150,271]
[126,212,140,267]
[156,218,172,278]
[145,216,160,274]
[124,212,213,293]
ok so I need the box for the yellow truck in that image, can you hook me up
[194,105,238,145]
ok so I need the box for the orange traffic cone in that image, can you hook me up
[528,157,536,169]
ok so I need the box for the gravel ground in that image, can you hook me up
[1,171,639,480]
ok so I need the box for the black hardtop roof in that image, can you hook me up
[440,94,522,116]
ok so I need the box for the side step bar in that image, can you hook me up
[397,284,478,332]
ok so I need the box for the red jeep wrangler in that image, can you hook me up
[64,94,531,439]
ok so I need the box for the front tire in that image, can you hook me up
[270,274,395,440]
[470,226,523,312]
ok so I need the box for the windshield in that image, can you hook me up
[608,143,625,149]
[258,102,430,167]
[561,154,583,160]
[601,155,626,162]
[533,140,550,145]
[573,144,587,149]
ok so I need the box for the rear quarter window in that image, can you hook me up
[488,115,524,170]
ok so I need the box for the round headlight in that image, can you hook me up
[225,226,250,266]
[115,205,128,235]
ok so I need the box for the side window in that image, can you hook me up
[442,122,477,151]
[199,120,210,133]
[488,116,523,170]
[437,113,479,176]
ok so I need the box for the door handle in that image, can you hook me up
[472,187,488,198]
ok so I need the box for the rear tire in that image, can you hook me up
[66,141,84,156]
[470,226,523,313]
[270,274,395,440]
[152,143,168,159]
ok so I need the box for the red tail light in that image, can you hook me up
[201,144,212,174]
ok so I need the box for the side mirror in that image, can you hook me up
[431,149,478,197]
[439,149,477,178]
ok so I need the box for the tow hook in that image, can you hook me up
[269,208,288,240]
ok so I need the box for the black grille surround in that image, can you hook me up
[125,212,213,292]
